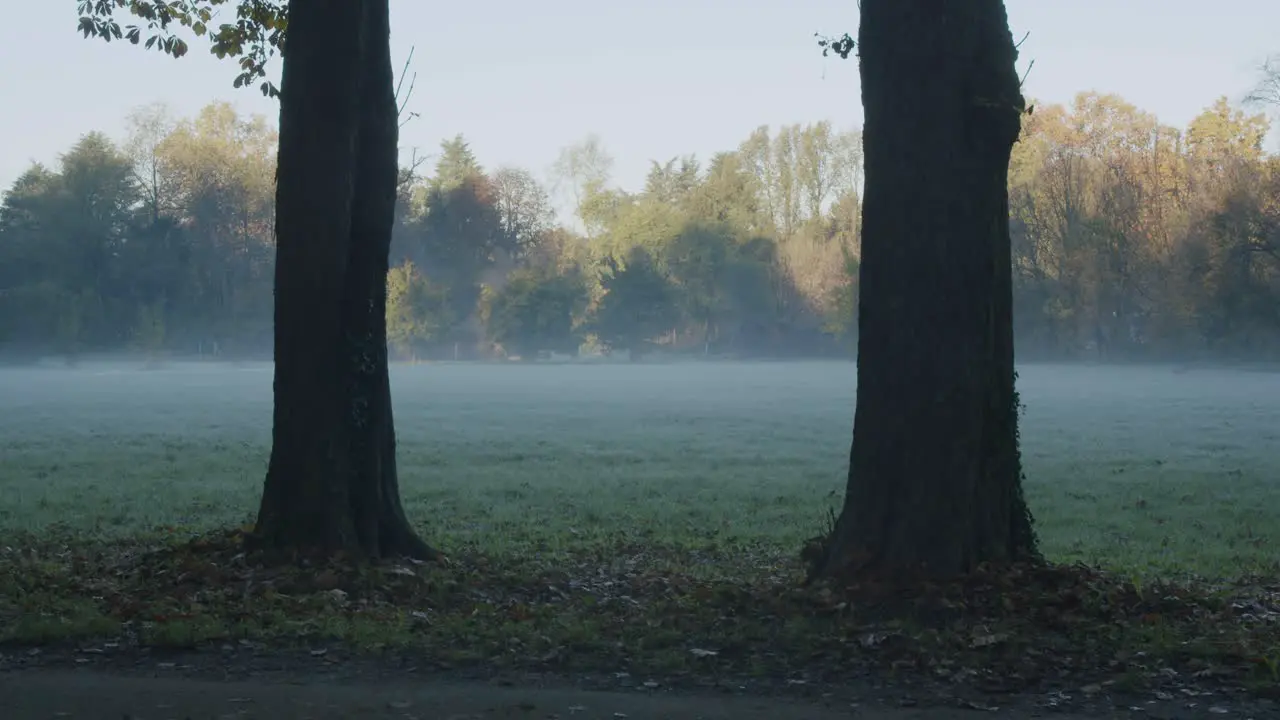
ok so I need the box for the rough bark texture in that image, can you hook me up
[253,0,437,561]
[812,0,1037,581]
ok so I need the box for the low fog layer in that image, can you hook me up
[3,362,1276,573]
[3,360,1277,456]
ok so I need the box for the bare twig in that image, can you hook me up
[394,46,415,103]
[407,147,431,175]
[1244,54,1280,109]
[395,46,421,129]
[1018,58,1035,91]
[397,146,436,192]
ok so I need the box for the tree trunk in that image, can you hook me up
[253,0,438,561]
[811,0,1037,581]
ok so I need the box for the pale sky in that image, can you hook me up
[3,1,1278,202]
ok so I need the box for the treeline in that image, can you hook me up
[1011,93,1280,359]
[1,93,1278,362]
[0,103,278,360]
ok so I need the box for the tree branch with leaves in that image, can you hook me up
[76,0,286,96]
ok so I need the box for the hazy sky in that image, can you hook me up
[4,0,1279,203]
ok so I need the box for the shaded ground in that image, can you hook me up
[0,670,1070,720]
[0,655,1273,720]
[3,529,1280,719]
[11,670,878,720]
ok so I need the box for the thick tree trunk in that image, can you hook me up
[812,0,1037,581]
[253,0,437,561]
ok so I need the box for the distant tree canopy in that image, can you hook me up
[3,92,1279,361]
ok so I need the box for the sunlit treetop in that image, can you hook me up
[75,0,286,97]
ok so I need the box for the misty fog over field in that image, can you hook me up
[2,361,1276,577]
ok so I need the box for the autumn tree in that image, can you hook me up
[122,102,178,222]
[490,166,556,259]
[77,0,439,560]
[808,0,1038,580]
[159,101,277,350]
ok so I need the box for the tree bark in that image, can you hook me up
[253,0,438,561]
[811,0,1037,581]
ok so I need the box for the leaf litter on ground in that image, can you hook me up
[2,525,1279,707]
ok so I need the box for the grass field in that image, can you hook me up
[2,360,1277,579]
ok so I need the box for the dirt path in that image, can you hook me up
[0,669,1114,720]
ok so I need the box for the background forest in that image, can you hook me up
[1,91,1277,362]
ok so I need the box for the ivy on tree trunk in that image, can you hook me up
[253,0,438,561]
[810,0,1038,581]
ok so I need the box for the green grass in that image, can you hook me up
[1,360,1277,579]
[3,360,1280,694]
